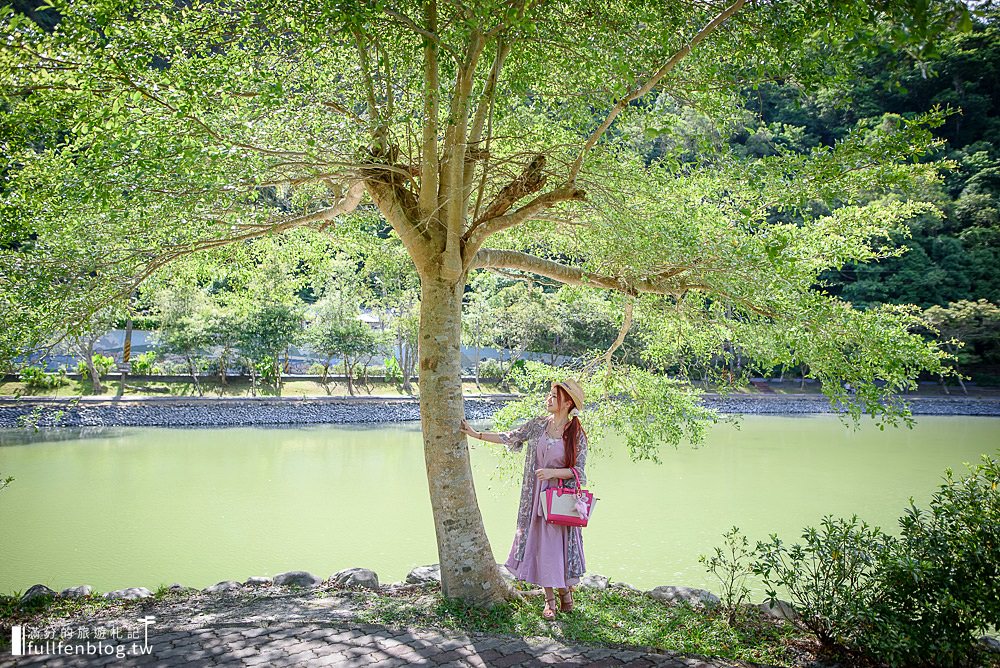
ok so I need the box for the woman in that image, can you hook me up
[460,379,588,620]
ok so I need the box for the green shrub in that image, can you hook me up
[308,362,330,377]
[700,526,754,617]
[740,454,1000,667]
[477,358,503,379]
[19,366,69,390]
[130,351,158,375]
[94,354,115,376]
[77,354,116,379]
[752,515,891,650]
[254,356,280,384]
[384,356,403,384]
[859,454,1000,668]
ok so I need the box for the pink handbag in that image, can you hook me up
[542,468,595,527]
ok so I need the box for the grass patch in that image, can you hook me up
[0,379,509,399]
[353,587,805,666]
[0,590,125,649]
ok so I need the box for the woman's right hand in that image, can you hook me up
[459,419,478,438]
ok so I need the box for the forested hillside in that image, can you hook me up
[595,17,1000,383]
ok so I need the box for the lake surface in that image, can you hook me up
[1,415,997,597]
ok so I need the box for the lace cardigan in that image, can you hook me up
[498,415,589,578]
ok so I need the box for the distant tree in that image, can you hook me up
[65,308,119,394]
[235,300,302,395]
[923,299,1000,391]
[195,304,232,387]
[305,289,381,395]
[462,272,504,386]
[487,281,562,377]
[385,301,419,394]
[154,285,213,395]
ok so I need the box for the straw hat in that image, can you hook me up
[555,378,585,413]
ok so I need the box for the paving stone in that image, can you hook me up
[0,616,768,668]
[493,650,534,667]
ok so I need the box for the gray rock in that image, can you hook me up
[648,585,720,608]
[20,584,56,604]
[981,636,1000,654]
[167,583,196,593]
[608,581,641,593]
[405,564,441,585]
[58,585,92,599]
[578,574,609,590]
[203,580,242,593]
[332,567,380,590]
[244,576,273,586]
[272,570,323,588]
[104,587,153,600]
[758,598,799,621]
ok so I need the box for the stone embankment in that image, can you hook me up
[0,396,514,428]
[1,392,998,428]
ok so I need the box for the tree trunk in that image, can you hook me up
[419,275,509,607]
[345,355,354,396]
[186,355,203,396]
[474,344,481,389]
[219,348,229,386]
[85,338,104,394]
[398,332,413,394]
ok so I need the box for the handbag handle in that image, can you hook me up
[556,467,583,494]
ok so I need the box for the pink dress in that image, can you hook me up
[503,427,587,589]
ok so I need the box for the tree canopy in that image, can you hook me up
[0,0,975,605]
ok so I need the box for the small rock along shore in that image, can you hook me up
[0,392,998,428]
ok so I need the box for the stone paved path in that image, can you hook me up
[3,620,764,667]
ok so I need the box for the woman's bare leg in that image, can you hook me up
[558,586,574,611]
[542,586,557,619]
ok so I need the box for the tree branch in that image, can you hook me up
[470,248,680,295]
[352,26,382,133]
[103,180,366,314]
[383,8,460,61]
[419,0,441,226]
[363,173,433,272]
[582,299,635,375]
[471,249,777,318]
[464,37,511,208]
[108,56,310,159]
[438,27,485,279]
[464,182,585,257]
[566,0,746,182]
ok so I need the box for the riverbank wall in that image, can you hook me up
[1,393,999,428]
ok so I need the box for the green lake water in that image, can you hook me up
[1,415,997,596]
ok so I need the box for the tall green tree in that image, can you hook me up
[305,288,382,394]
[0,0,967,606]
[154,285,213,395]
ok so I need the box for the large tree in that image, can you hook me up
[0,0,969,605]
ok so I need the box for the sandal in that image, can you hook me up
[559,587,574,612]
[542,594,557,620]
